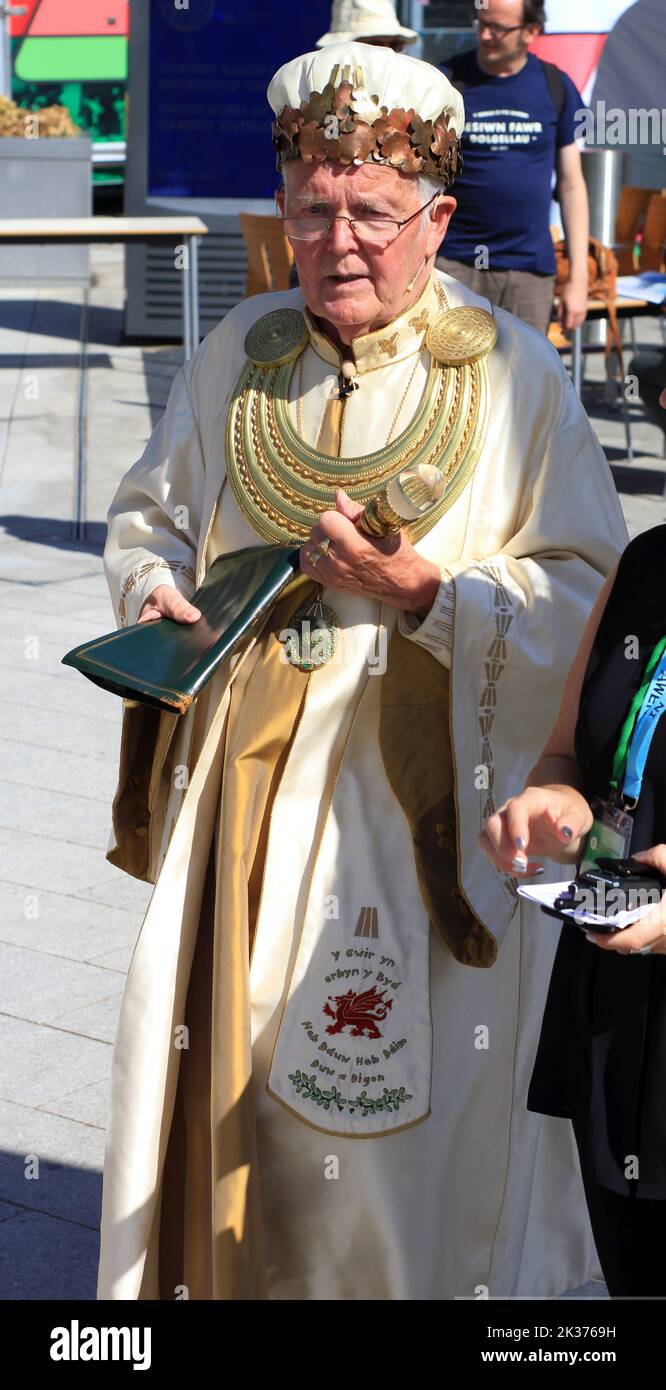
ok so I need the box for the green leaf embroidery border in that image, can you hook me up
[288,1070,412,1117]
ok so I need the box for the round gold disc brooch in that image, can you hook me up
[244,309,309,367]
[426,306,497,367]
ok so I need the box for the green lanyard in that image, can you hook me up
[609,635,666,801]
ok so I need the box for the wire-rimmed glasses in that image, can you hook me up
[281,193,440,247]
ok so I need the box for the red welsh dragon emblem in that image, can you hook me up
[323,986,393,1039]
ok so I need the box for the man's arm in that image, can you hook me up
[556,142,589,333]
[104,361,205,627]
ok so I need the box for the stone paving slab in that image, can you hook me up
[0,949,124,1030]
[0,700,119,765]
[0,882,142,962]
[0,780,118,851]
[0,1019,111,1118]
[0,1100,105,1227]
[2,605,116,644]
[0,634,96,680]
[72,876,153,914]
[0,738,119,803]
[0,828,124,896]
[0,537,109,581]
[86,940,137,973]
[50,994,123,1047]
[38,1077,110,1131]
[1,582,112,621]
[1,667,118,719]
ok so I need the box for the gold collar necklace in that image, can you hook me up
[225,283,496,545]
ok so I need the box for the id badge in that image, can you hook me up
[579,797,634,873]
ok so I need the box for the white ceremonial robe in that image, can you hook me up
[98,272,628,1300]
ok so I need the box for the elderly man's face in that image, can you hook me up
[278,161,455,345]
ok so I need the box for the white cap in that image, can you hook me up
[316,0,417,48]
[268,41,467,158]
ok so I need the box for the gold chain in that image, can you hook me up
[385,350,422,445]
[296,348,333,452]
[296,348,306,440]
[434,277,448,313]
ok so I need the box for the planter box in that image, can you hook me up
[0,137,93,284]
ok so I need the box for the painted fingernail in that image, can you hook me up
[561,826,573,840]
[515,836,526,850]
[511,857,528,874]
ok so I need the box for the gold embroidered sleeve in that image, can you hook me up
[117,559,197,627]
[397,570,457,669]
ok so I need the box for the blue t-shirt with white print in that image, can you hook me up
[440,50,582,276]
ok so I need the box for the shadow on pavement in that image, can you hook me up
[0,516,106,554]
[0,353,113,371]
[0,1150,101,1300]
[0,301,123,347]
[610,463,666,494]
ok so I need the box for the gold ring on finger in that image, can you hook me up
[316,538,332,557]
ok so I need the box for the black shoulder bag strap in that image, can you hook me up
[538,59,567,122]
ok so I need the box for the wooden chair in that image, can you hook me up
[639,192,666,272]
[614,186,653,274]
[239,213,294,296]
[547,320,570,351]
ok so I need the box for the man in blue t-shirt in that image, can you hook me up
[436,0,589,336]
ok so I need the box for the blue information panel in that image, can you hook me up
[148,0,332,199]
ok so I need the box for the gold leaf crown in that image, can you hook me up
[272,62,462,188]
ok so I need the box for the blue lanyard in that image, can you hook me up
[621,646,666,804]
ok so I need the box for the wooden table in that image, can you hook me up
[0,216,209,358]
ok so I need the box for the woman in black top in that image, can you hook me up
[480,492,666,1296]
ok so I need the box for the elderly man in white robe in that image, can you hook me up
[98,43,627,1301]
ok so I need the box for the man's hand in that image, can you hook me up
[557,278,588,333]
[138,584,201,624]
[300,488,441,617]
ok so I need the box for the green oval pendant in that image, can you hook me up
[280,592,340,672]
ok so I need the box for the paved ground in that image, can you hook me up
[0,247,664,1301]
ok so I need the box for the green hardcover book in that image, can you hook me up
[62,545,300,714]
